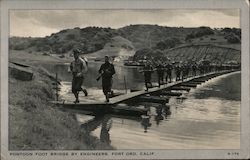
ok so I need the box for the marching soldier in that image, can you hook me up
[182,63,190,80]
[181,64,185,81]
[198,63,205,75]
[192,63,197,76]
[175,64,181,81]
[70,49,88,103]
[142,60,154,91]
[165,62,173,83]
[98,56,116,102]
[156,61,164,87]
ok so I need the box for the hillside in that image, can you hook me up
[10,27,118,55]
[118,25,195,50]
[133,44,241,64]
[9,25,241,63]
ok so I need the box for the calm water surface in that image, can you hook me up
[42,62,240,149]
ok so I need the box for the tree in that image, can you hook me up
[155,38,181,50]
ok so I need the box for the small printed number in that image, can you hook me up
[227,152,239,156]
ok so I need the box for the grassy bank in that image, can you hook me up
[9,50,71,65]
[9,65,113,150]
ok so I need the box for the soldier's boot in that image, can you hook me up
[145,82,149,91]
[110,90,114,97]
[73,93,80,103]
[105,94,109,102]
[82,89,88,96]
[74,99,79,104]
[74,96,79,103]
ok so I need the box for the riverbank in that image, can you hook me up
[9,64,114,150]
[9,50,71,65]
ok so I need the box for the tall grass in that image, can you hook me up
[9,66,113,150]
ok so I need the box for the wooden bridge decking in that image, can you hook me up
[51,70,236,107]
[109,70,235,104]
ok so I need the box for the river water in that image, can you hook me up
[42,62,240,149]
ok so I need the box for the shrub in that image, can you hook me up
[227,35,240,43]
[66,34,76,40]
[222,27,232,33]
[155,38,180,50]
[185,33,195,40]
[94,43,103,50]
[186,27,214,40]
[43,45,51,52]
[14,44,26,50]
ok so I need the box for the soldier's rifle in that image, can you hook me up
[96,68,112,81]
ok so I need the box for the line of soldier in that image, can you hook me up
[70,47,239,103]
[141,59,233,91]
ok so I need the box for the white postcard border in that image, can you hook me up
[1,0,249,159]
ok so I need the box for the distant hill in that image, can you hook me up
[10,27,118,55]
[134,44,241,64]
[9,25,241,63]
[118,25,195,50]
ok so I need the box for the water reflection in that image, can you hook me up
[155,106,164,126]
[141,115,152,133]
[80,114,113,148]
[100,115,112,144]
[77,102,173,142]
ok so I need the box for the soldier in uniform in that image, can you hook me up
[182,63,190,79]
[156,61,164,87]
[143,61,154,91]
[181,63,185,81]
[70,49,88,103]
[98,56,116,102]
[175,64,181,81]
[192,63,197,76]
[165,62,173,83]
[198,63,205,75]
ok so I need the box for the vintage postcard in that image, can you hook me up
[1,0,249,159]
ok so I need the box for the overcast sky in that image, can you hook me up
[10,9,240,37]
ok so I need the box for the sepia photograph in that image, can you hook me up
[1,0,250,159]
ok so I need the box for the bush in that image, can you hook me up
[43,45,51,52]
[227,35,240,43]
[186,27,214,40]
[134,48,154,60]
[155,38,180,50]
[62,42,74,53]
[94,43,103,50]
[66,34,76,40]
[14,44,26,50]
[185,33,195,40]
[222,27,232,33]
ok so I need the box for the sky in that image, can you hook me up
[10,9,240,37]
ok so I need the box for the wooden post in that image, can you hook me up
[124,76,127,94]
[56,73,58,101]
